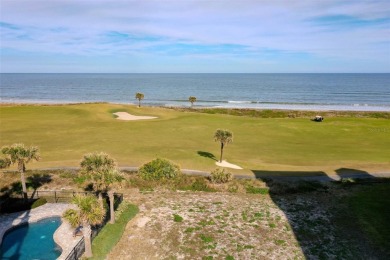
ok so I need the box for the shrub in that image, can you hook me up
[173,214,183,222]
[227,183,239,193]
[209,168,233,184]
[139,158,181,180]
[31,198,47,209]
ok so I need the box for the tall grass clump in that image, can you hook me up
[209,168,233,184]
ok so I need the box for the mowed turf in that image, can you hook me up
[0,103,389,175]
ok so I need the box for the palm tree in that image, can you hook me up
[214,129,233,163]
[1,144,41,200]
[93,168,123,224]
[188,96,197,107]
[135,92,144,107]
[80,152,116,174]
[80,152,116,206]
[63,195,105,258]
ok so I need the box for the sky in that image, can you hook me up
[0,0,389,73]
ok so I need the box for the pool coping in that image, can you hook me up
[0,203,82,260]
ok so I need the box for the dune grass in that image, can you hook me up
[0,103,389,175]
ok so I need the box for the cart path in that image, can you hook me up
[8,167,390,182]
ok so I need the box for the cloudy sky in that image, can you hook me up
[1,0,389,73]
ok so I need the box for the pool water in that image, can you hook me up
[0,217,62,260]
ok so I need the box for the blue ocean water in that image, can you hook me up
[0,217,62,260]
[0,73,389,111]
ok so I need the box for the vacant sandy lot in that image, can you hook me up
[110,191,302,259]
[109,185,384,260]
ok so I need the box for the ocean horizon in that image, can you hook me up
[1,73,389,111]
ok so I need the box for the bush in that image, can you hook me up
[227,183,239,193]
[173,214,183,222]
[209,168,233,184]
[31,198,47,209]
[139,158,181,180]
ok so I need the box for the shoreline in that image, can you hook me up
[1,101,389,113]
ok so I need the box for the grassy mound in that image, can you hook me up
[90,203,139,260]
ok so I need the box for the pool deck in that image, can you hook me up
[0,203,82,260]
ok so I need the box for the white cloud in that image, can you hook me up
[1,0,389,72]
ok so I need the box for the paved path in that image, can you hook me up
[25,167,390,182]
[0,203,81,260]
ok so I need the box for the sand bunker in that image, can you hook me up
[113,112,157,121]
[216,160,243,169]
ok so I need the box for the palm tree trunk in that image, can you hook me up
[19,162,28,200]
[108,190,115,224]
[98,192,104,210]
[220,142,224,163]
[82,221,93,258]
[138,99,141,107]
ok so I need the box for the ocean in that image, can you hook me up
[0,73,389,111]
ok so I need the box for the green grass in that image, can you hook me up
[200,234,214,243]
[245,185,269,194]
[90,204,139,260]
[170,107,390,119]
[1,103,389,175]
[348,184,390,254]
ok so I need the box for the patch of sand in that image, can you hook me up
[136,217,151,228]
[113,112,157,121]
[216,160,243,169]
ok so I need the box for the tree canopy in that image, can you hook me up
[189,96,197,107]
[214,129,233,163]
[135,92,145,107]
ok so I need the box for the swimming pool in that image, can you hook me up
[0,217,62,260]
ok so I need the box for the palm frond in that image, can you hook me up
[214,129,233,144]
[63,209,81,228]
[71,195,106,226]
